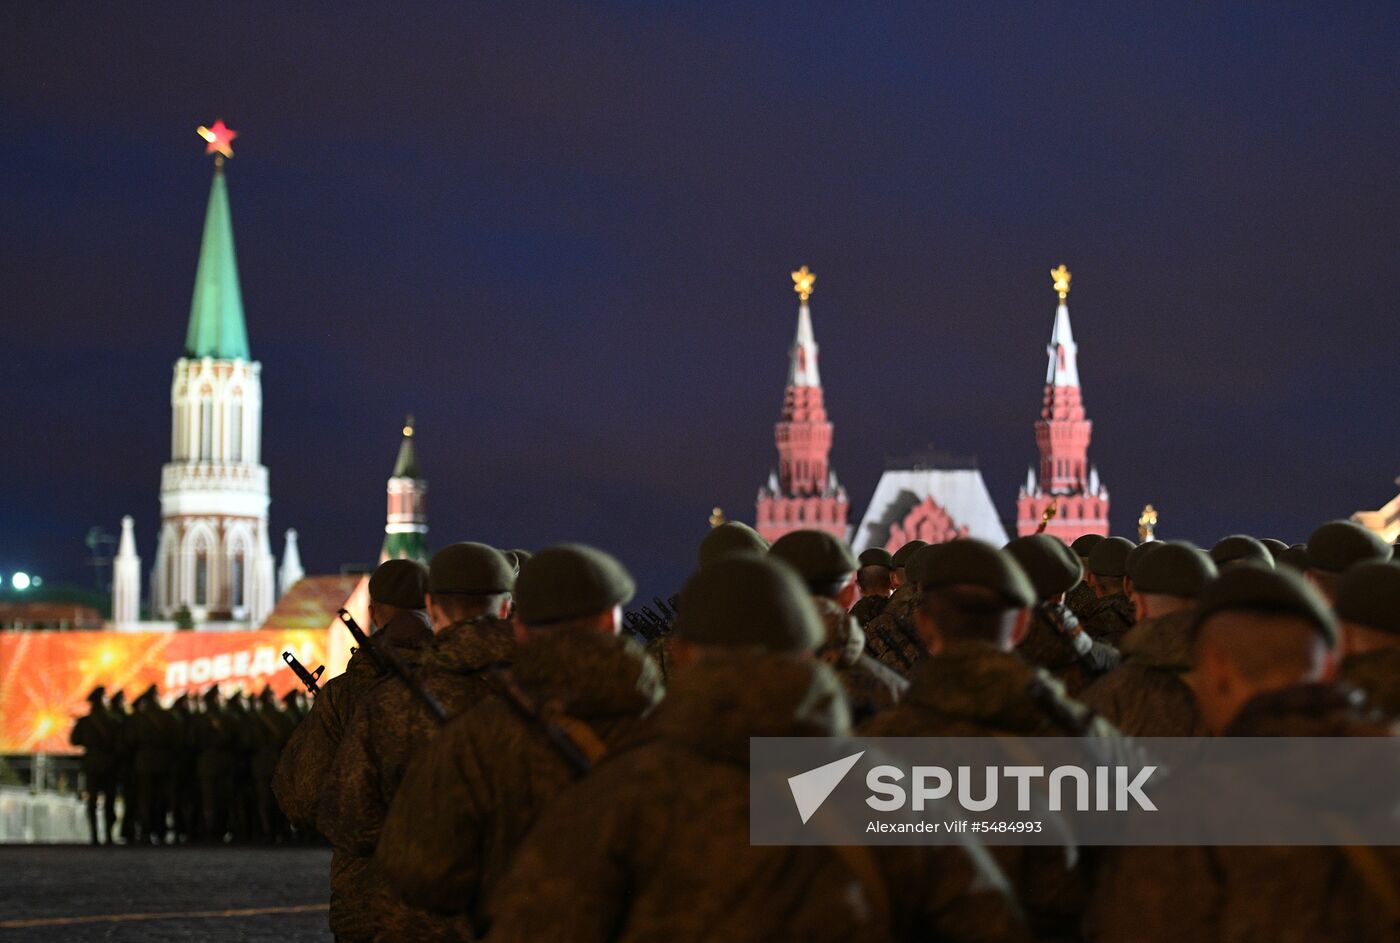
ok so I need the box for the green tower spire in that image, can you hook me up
[184,166,250,360]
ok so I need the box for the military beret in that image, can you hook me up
[1210,535,1274,570]
[1305,521,1393,574]
[698,522,770,567]
[769,530,858,584]
[1004,534,1082,601]
[891,540,928,569]
[1071,533,1106,559]
[1195,564,1337,647]
[1132,541,1217,597]
[1334,562,1400,636]
[505,549,533,576]
[1088,536,1136,577]
[87,685,106,704]
[515,544,635,626]
[675,554,823,653]
[858,547,895,570]
[908,539,1036,608]
[1125,541,1164,581]
[429,542,515,595]
[1278,543,1309,572]
[369,559,429,609]
[1260,538,1289,560]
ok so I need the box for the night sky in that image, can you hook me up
[4,2,1399,602]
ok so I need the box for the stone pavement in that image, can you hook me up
[0,845,333,942]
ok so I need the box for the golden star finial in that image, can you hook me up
[403,415,415,438]
[1051,264,1071,301]
[708,506,727,528]
[1138,504,1158,542]
[791,265,815,303]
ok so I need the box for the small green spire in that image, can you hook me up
[184,166,250,360]
[393,416,421,478]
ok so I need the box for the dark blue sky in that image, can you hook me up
[3,2,1399,601]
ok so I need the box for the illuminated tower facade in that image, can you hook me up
[755,266,850,542]
[1016,265,1110,540]
[381,417,429,564]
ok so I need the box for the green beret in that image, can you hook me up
[698,522,770,567]
[87,685,106,704]
[1260,538,1289,560]
[369,559,429,609]
[1088,536,1135,577]
[1132,541,1217,597]
[1305,521,1393,574]
[1071,533,1106,559]
[428,542,515,595]
[675,554,823,652]
[1278,543,1308,572]
[908,539,1035,608]
[1210,535,1274,570]
[769,530,858,584]
[1195,564,1337,647]
[515,544,635,626]
[858,547,894,569]
[891,540,928,569]
[1125,541,1164,581]
[1335,562,1400,636]
[509,549,533,565]
[1004,534,1081,601]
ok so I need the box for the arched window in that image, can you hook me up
[229,399,243,462]
[231,552,245,609]
[200,398,213,461]
[195,547,209,607]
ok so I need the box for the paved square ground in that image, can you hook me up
[0,845,333,942]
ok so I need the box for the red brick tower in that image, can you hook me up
[1016,265,1110,540]
[755,266,849,542]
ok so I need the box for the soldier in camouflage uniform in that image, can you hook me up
[273,559,433,943]
[70,686,120,845]
[488,553,1024,943]
[1334,561,1400,714]
[196,686,237,841]
[862,539,929,675]
[129,684,180,844]
[1065,534,1104,618]
[1087,566,1400,942]
[849,547,895,627]
[375,544,659,940]
[861,539,1126,941]
[320,543,518,941]
[1078,541,1216,736]
[769,531,907,722]
[1079,536,1137,648]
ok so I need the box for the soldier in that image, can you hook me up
[107,690,136,843]
[1122,539,1162,609]
[250,687,291,842]
[697,520,769,565]
[849,547,895,627]
[861,539,929,675]
[1260,537,1289,562]
[1080,536,1137,647]
[1302,519,1392,602]
[196,686,237,842]
[1277,542,1308,571]
[375,544,659,940]
[769,530,906,721]
[1334,561,1400,714]
[487,553,1023,943]
[168,692,200,843]
[889,538,927,590]
[860,539,1114,940]
[1066,533,1105,617]
[320,542,518,940]
[129,684,179,844]
[1078,541,1217,735]
[69,686,119,845]
[1007,533,1119,694]
[272,558,431,942]
[1210,534,1273,570]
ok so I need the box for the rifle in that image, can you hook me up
[488,665,598,774]
[282,651,325,696]
[622,594,679,645]
[336,608,449,724]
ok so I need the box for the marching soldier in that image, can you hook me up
[862,539,929,675]
[1302,520,1392,602]
[70,686,120,845]
[1080,536,1137,647]
[1066,534,1104,617]
[1007,533,1119,694]
[849,547,895,627]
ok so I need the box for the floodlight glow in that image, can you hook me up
[11,573,30,591]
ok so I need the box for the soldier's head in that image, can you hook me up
[426,542,515,630]
[671,554,823,672]
[889,540,927,590]
[512,544,635,641]
[908,540,1035,654]
[1129,541,1217,621]
[1003,534,1082,604]
[1086,536,1134,599]
[368,559,429,629]
[768,530,859,607]
[86,685,106,707]
[855,548,895,598]
[110,690,127,711]
[1123,540,1162,606]
[1303,521,1392,603]
[1191,566,1337,734]
[1334,562,1400,659]
[1070,533,1104,564]
[697,521,769,568]
[1210,535,1274,572]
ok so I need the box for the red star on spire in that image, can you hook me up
[197,119,237,159]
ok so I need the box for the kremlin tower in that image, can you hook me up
[755,266,849,543]
[1016,265,1110,541]
[149,122,277,625]
[381,417,429,564]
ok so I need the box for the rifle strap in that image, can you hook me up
[488,666,606,771]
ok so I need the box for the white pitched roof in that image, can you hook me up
[787,302,822,387]
[1045,302,1080,388]
[851,468,1010,553]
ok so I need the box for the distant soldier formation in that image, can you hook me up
[70,519,1400,940]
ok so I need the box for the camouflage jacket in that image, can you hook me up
[849,592,891,628]
[1081,592,1135,648]
[374,625,662,937]
[862,582,925,675]
[1340,647,1400,717]
[1015,605,1120,696]
[813,596,907,723]
[1065,580,1099,620]
[1077,609,1206,736]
